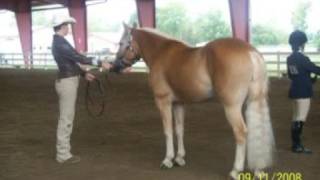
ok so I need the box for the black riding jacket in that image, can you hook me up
[287,51,320,98]
[51,34,95,79]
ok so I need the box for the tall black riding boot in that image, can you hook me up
[291,121,312,154]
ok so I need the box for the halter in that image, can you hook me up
[120,38,141,66]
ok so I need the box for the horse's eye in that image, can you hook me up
[119,42,123,46]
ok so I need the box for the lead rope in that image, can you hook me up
[85,72,112,118]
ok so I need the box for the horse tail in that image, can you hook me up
[245,51,275,171]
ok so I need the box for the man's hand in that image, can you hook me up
[101,61,113,70]
[85,72,96,82]
[121,67,132,74]
[78,63,91,72]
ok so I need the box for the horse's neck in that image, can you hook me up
[134,29,183,67]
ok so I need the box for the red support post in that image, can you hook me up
[15,0,32,68]
[136,0,156,28]
[229,0,250,42]
[68,0,88,52]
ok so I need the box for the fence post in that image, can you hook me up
[12,53,14,67]
[43,53,45,69]
[277,51,281,78]
[28,52,32,69]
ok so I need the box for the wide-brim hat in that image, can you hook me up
[52,16,76,27]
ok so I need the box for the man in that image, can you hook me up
[51,16,112,164]
[287,30,320,154]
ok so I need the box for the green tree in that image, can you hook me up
[156,2,188,41]
[128,12,138,26]
[311,31,320,51]
[251,24,286,46]
[88,17,121,32]
[194,11,231,43]
[291,1,311,31]
[156,2,231,45]
[32,11,51,27]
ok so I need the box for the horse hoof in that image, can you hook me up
[160,160,174,169]
[174,157,186,167]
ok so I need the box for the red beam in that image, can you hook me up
[15,0,33,67]
[0,0,15,11]
[68,0,88,52]
[136,0,155,28]
[229,0,250,42]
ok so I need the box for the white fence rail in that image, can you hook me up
[0,52,147,72]
[263,52,320,77]
[0,53,112,69]
[1,52,320,76]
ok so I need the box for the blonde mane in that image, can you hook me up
[138,28,192,47]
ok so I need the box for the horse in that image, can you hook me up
[114,23,275,179]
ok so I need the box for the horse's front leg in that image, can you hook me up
[155,96,175,169]
[173,104,186,166]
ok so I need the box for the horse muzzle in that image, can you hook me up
[111,58,133,73]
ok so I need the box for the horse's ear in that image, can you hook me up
[132,22,138,29]
[123,22,132,33]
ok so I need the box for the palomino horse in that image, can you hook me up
[114,23,275,179]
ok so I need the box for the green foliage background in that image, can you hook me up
[31,0,320,49]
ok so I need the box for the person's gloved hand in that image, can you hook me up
[121,67,132,73]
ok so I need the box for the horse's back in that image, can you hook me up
[205,38,256,78]
[206,38,256,60]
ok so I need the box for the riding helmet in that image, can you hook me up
[289,30,308,48]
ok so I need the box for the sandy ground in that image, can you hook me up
[0,69,319,180]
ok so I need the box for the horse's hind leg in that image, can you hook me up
[155,96,175,169]
[173,104,186,166]
[224,104,247,179]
